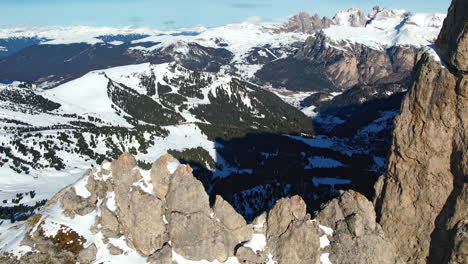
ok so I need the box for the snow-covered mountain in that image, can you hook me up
[0,7,444,83]
[0,6,450,257]
[0,60,383,227]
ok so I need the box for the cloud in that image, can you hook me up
[228,3,270,9]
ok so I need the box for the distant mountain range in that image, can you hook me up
[0,5,447,234]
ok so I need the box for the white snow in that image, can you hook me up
[73,176,91,198]
[333,8,367,27]
[108,40,124,45]
[243,233,267,252]
[319,225,334,236]
[106,192,117,212]
[320,253,332,264]
[134,22,308,64]
[301,105,317,118]
[0,26,169,45]
[306,157,343,169]
[0,224,31,258]
[41,71,131,127]
[133,169,154,194]
[167,160,181,174]
[424,46,443,63]
[320,235,330,248]
[40,218,63,238]
[287,135,335,149]
[323,10,445,51]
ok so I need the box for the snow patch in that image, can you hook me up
[320,235,330,248]
[319,225,334,236]
[243,233,267,252]
[106,192,116,212]
[73,176,91,198]
[306,157,343,169]
[167,160,181,174]
[320,253,332,264]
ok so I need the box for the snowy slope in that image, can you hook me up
[133,22,307,63]
[0,62,315,214]
[323,8,445,50]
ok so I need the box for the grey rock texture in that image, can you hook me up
[449,221,468,263]
[150,154,179,199]
[374,1,468,262]
[435,0,468,72]
[166,166,252,261]
[5,153,254,263]
[332,8,368,27]
[278,12,334,34]
[148,244,173,264]
[266,195,321,264]
[295,31,418,89]
[78,243,97,264]
[235,246,268,264]
[317,191,404,264]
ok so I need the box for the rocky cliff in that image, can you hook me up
[295,31,418,89]
[0,153,402,264]
[374,0,467,263]
[277,12,334,34]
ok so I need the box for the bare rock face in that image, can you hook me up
[449,221,468,263]
[111,154,168,256]
[333,8,368,27]
[435,0,468,72]
[166,167,252,261]
[148,244,173,264]
[374,1,468,262]
[5,153,254,263]
[266,195,321,264]
[278,12,334,34]
[295,31,418,90]
[165,164,210,214]
[235,246,268,264]
[150,154,180,199]
[317,191,404,264]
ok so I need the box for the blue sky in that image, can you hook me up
[1,0,451,29]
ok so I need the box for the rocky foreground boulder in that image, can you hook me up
[374,0,467,263]
[0,153,402,264]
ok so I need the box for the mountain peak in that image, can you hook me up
[332,7,368,27]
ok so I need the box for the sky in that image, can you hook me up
[1,0,451,29]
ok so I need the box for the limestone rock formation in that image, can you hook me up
[0,152,408,264]
[266,195,321,264]
[333,8,368,27]
[295,31,418,89]
[435,0,467,72]
[2,153,254,263]
[317,191,404,264]
[278,12,334,34]
[374,0,468,263]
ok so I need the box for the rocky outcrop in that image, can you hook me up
[266,195,321,264]
[1,151,406,264]
[332,8,368,27]
[435,0,467,72]
[374,0,468,263]
[278,12,334,34]
[295,31,418,89]
[4,153,253,263]
[317,190,404,264]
